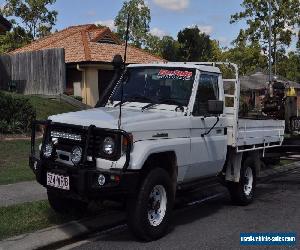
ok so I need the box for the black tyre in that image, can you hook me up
[47,190,88,216]
[126,168,174,241]
[227,157,257,205]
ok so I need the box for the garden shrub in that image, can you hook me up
[0,92,36,134]
[73,96,83,101]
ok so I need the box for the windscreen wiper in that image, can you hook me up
[141,101,158,111]
[114,95,155,108]
[158,98,185,112]
[142,98,185,112]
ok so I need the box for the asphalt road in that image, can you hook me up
[61,168,300,250]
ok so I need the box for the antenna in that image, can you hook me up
[123,13,130,66]
[118,13,130,129]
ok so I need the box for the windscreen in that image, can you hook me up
[110,67,195,106]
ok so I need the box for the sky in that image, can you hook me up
[1,0,247,47]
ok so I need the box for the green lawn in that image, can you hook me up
[28,95,79,120]
[0,140,37,185]
[0,200,78,240]
[1,91,80,120]
[0,93,80,185]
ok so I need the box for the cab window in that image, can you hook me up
[193,74,219,116]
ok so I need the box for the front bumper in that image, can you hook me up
[29,120,139,200]
[29,156,140,200]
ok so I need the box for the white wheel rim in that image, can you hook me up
[244,167,253,196]
[148,185,167,227]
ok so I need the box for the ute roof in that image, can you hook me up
[128,62,221,74]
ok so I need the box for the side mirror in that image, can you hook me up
[208,100,224,115]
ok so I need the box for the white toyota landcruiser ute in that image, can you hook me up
[29,62,284,241]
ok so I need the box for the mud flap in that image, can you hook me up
[225,148,243,183]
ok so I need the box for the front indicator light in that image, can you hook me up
[122,134,133,154]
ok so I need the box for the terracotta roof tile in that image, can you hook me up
[88,28,108,41]
[10,24,164,64]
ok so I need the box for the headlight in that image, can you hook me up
[102,137,115,155]
[43,143,53,158]
[71,146,82,164]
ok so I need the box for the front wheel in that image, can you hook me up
[126,168,174,241]
[227,157,257,205]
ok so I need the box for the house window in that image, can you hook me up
[193,74,219,116]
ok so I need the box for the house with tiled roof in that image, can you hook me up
[0,15,11,33]
[11,24,164,106]
[240,72,300,111]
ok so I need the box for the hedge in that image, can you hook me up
[0,92,36,134]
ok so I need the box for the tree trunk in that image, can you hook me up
[272,33,277,75]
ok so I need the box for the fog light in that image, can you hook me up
[43,143,53,158]
[71,146,82,164]
[98,174,106,186]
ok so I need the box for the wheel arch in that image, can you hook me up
[141,151,178,195]
[224,147,262,183]
[242,150,262,177]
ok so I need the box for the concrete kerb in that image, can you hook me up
[0,211,125,250]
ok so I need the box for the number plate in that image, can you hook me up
[47,172,70,190]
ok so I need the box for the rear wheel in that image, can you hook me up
[227,157,257,205]
[47,190,88,216]
[126,168,174,241]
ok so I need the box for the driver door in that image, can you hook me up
[185,73,227,181]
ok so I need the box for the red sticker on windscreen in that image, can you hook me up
[158,69,193,80]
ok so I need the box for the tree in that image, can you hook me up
[144,35,181,61]
[114,0,150,48]
[177,26,212,61]
[160,36,180,61]
[230,0,300,66]
[146,35,179,60]
[210,39,223,61]
[0,26,31,53]
[223,41,268,76]
[144,34,161,56]
[276,51,300,82]
[144,29,222,62]
[1,0,58,39]
[297,30,300,51]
